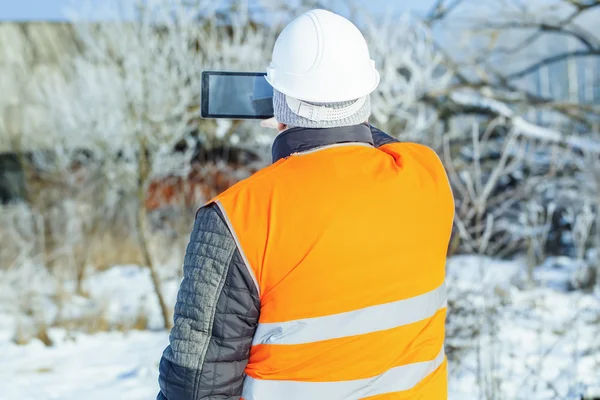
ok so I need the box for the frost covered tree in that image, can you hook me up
[16,0,600,333]
[424,0,600,129]
[34,0,280,329]
[359,11,454,143]
[20,0,454,330]
[406,0,600,262]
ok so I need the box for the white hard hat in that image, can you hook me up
[266,9,380,104]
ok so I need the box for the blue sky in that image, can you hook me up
[0,0,436,20]
[1,0,74,20]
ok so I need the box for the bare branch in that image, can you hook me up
[469,0,600,63]
[428,35,597,127]
[506,49,600,80]
[492,20,597,48]
[565,0,600,11]
[426,0,464,25]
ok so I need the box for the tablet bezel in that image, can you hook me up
[201,71,274,119]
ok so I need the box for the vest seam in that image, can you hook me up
[291,142,374,157]
[213,200,261,296]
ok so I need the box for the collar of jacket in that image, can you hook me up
[271,123,375,163]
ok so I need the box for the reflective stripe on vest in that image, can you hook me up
[213,141,454,399]
[242,283,447,399]
[242,347,446,400]
[252,282,447,346]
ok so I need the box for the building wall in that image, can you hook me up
[0,22,84,202]
[0,22,81,153]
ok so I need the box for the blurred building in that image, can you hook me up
[0,22,81,153]
[0,22,83,201]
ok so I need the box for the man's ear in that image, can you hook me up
[261,117,279,130]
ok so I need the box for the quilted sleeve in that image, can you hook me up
[157,204,260,400]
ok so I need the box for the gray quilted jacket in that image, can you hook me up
[157,125,397,400]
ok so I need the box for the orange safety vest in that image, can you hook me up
[212,140,454,399]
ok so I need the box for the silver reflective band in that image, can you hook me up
[242,346,446,400]
[286,95,368,122]
[292,142,374,157]
[253,282,447,346]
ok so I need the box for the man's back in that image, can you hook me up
[213,127,454,398]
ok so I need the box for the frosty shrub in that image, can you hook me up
[1,0,598,341]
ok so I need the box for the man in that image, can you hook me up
[158,9,454,400]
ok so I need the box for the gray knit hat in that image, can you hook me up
[273,89,371,129]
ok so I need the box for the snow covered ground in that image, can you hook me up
[1,329,166,400]
[0,257,598,400]
[447,256,600,399]
[0,266,174,400]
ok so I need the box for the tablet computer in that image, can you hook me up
[201,71,274,119]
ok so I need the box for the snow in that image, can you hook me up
[1,330,167,400]
[0,258,599,399]
[81,265,179,330]
[513,117,600,154]
[450,91,600,154]
[447,256,600,399]
[451,91,516,118]
[0,265,174,400]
